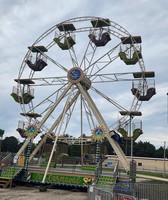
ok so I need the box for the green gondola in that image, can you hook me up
[119,51,142,65]
[11,92,34,104]
[53,36,76,50]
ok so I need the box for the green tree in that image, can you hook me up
[68,145,81,157]
[134,141,156,157]
[1,136,20,153]
[155,146,164,158]
[166,148,168,159]
[155,146,168,158]
[0,129,5,137]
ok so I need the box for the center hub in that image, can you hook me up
[67,67,91,90]
[68,67,84,83]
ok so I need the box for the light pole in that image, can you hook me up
[163,141,166,177]
[164,93,168,177]
[167,93,168,124]
[80,94,84,166]
[119,111,142,184]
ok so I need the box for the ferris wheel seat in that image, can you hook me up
[133,128,143,140]
[57,23,76,31]
[119,51,142,65]
[53,36,76,50]
[11,92,34,104]
[131,87,156,101]
[91,18,111,27]
[88,32,111,47]
[133,71,155,78]
[16,128,27,138]
[28,45,48,53]
[20,112,41,118]
[120,36,142,44]
[118,128,129,140]
[117,128,143,141]
[25,59,47,71]
[14,79,35,85]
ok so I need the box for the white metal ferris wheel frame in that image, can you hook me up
[14,16,150,174]
[17,16,145,124]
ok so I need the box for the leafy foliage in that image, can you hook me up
[134,141,156,157]
[1,136,20,153]
[0,136,168,159]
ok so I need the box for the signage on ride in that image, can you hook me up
[25,124,38,138]
[70,68,81,80]
[30,172,94,187]
[118,194,134,200]
[68,67,84,83]
[92,126,105,141]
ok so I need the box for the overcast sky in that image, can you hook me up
[0,0,168,149]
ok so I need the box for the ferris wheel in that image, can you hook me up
[11,16,155,172]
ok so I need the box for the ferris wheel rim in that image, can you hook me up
[15,16,147,135]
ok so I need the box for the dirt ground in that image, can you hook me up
[0,186,88,200]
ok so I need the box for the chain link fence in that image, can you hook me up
[134,182,168,200]
[88,182,168,200]
[88,185,114,200]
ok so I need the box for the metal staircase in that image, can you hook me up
[0,177,12,188]
[0,153,12,164]
[0,167,22,188]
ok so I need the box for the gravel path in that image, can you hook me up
[0,186,88,200]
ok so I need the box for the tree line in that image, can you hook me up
[0,136,168,159]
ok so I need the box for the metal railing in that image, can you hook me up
[88,182,168,200]
[88,186,114,200]
[134,182,168,200]
[0,152,15,167]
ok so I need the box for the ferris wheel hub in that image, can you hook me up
[67,67,91,90]
[67,67,84,83]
